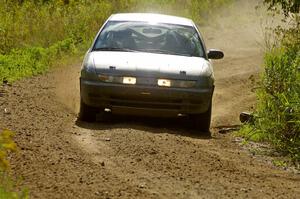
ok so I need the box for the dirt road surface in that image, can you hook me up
[1,1,299,198]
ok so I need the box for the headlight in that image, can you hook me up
[158,79,196,88]
[98,74,136,85]
[98,75,197,88]
[98,74,122,83]
[157,79,171,87]
[123,77,136,85]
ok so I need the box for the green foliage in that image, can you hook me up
[239,0,300,164]
[0,0,232,55]
[0,0,113,54]
[239,26,300,163]
[0,39,76,82]
[263,0,300,15]
[257,44,299,159]
[0,129,17,171]
[263,0,299,46]
[111,0,232,24]
[0,178,29,199]
[238,124,266,142]
[0,129,27,199]
[272,159,288,168]
[240,42,300,162]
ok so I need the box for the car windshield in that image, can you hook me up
[93,21,205,57]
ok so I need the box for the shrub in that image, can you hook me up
[239,0,300,163]
[0,0,113,54]
[0,129,27,199]
[0,129,17,171]
[255,43,299,160]
[0,38,76,82]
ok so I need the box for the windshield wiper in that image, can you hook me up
[93,47,137,52]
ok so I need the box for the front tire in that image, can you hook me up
[191,103,212,132]
[79,99,97,122]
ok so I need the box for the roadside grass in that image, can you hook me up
[0,129,27,199]
[0,0,113,83]
[237,0,300,167]
[0,174,29,199]
[0,39,77,82]
[237,33,300,166]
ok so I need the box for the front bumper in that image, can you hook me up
[80,78,214,117]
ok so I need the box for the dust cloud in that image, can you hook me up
[53,63,81,114]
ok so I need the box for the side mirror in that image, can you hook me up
[207,49,224,59]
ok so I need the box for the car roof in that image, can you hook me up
[109,13,195,27]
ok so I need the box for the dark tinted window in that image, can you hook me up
[93,21,205,57]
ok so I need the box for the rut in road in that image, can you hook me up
[0,0,299,198]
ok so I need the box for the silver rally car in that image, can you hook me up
[79,13,224,131]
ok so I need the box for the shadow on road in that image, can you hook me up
[75,115,212,139]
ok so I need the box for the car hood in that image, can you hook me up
[90,51,213,77]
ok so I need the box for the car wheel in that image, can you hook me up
[191,103,212,132]
[79,99,97,122]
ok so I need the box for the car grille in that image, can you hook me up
[104,95,200,111]
[111,100,181,110]
[136,77,157,86]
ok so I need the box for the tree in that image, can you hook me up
[264,0,300,16]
